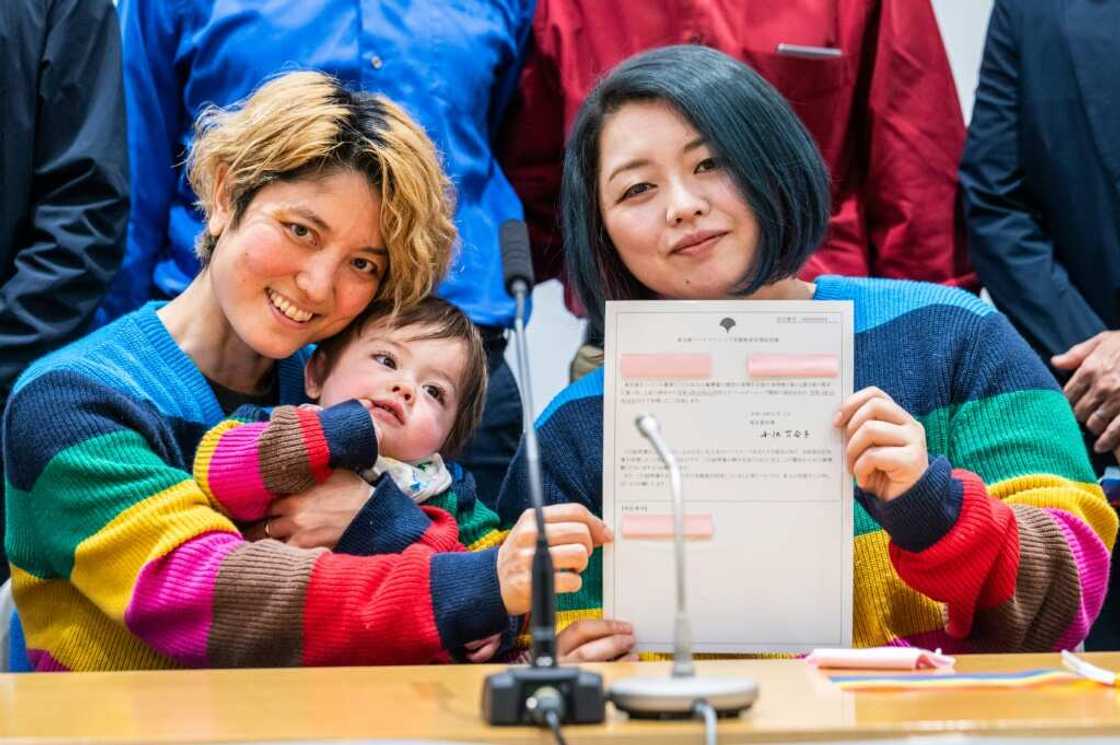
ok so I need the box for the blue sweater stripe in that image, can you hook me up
[814,275,995,334]
[537,367,604,429]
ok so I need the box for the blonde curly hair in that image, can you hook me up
[187,70,456,313]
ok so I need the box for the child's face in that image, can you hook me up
[307,321,468,462]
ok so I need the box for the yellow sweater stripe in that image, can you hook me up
[11,565,177,671]
[70,478,237,620]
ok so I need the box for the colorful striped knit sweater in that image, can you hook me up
[3,303,508,671]
[192,401,508,554]
[496,276,1119,651]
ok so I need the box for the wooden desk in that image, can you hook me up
[3,653,1119,743]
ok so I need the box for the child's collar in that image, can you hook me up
[365,453,452,503]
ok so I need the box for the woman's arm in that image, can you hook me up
[5,374,504,669]
[840,312,1117,651]
[193,400,378,521]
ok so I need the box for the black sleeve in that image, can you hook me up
[0,0,129,404]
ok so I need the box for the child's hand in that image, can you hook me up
[464,633,502,663]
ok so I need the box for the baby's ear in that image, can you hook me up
[304,352,325,400]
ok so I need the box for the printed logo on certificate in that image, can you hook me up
[603,299,854,653]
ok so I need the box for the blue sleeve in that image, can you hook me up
[959,0,1105,357]
[335,474,440,556]
[100,0,188,322]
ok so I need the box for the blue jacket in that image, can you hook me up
[103,0,533,328]
[960,0,1120,358]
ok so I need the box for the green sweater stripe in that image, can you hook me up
[6,429,185,578]
[556,548,604,615]
[919,388,1095,485]
[851,389,1087,541]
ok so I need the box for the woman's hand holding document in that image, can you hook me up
[833,387,929,502]
[603,299,854,654]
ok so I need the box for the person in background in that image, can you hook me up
[498,45,1116,654]
[959,0,1120,649]
[105,0,533,508]
[0,0,129,583]
[501,0,973,378]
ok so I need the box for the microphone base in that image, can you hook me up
[482,664,606,725]
[608,675,759,719]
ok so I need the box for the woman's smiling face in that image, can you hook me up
[597,99,761,300]
[206,168,389,360]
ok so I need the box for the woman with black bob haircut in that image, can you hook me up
[564,44,830,336]
[498,45,1115,653]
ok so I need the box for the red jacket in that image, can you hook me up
[500,0,975,310]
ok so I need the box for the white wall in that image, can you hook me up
[931,0,994,124]
[511,1,996,417]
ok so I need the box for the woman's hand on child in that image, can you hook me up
[246,469,373,548]
[834,386,929,502]
[497,503,613,615]
[557,619,637,662]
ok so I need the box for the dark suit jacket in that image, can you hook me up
[960,0,1120,359]
[0,0,128,407]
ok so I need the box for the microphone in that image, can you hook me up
[482,220,605,726]
[607,413,759,719]
[500,219,534,296]
[634,414,694,679]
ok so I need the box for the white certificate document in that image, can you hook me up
[603,299,854,653]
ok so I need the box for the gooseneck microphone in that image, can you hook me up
[499,219,555,665]
[635,414,694,679]
[608,413,759,723]
[482,220,605,729]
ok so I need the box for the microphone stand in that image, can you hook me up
[608,414,759,719]
[481,221,605,727]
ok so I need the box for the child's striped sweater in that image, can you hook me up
[3,303,508,671]
[192,401,508,554]
[496,277,1119,651]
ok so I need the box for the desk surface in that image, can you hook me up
[3,653,1120,743]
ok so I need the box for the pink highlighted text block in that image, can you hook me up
[748,353,839,378]
[620,353,712,380]
[620,513,715,539]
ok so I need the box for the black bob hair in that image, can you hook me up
[562,44,831,332]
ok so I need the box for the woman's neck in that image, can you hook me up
[157,271,274,394]
[742,277,816,301]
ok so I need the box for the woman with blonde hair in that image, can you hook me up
[2,71,612,671]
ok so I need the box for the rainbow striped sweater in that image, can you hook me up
[192,401,508,554]
[3,303,508,671]
[496,277,1119,651]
